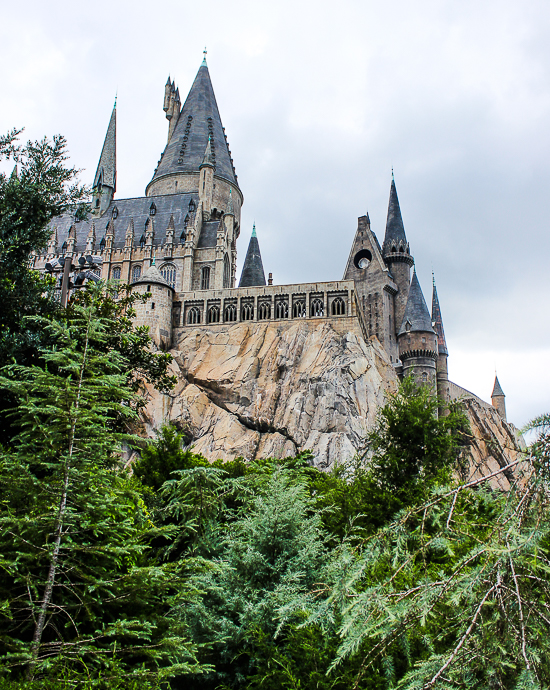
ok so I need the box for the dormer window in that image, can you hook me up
[405,320,411,332]
[180,230,186,243]
[184,213,190,227]
[149,202,157,216]
[139,235,146,249]
[188,199,196,213]
[112,206,118,219]
[61,241,67,254]
[99,237,106,251]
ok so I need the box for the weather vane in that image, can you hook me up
[202,47,208,65]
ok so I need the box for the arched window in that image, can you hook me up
[187,306,201,325]
[310,298,324,317]
[161,263,176,289]
[201,266,210,290]
[112,206,118,219]
[224,303,237,322]
[132,265,142,281]
[293,300,306,318]
[61,241,67,254]
[258,301,271,320]
[111,266,121,280]
[149,202,157,216]
[139,235,146,249]
[99,237,106,251]
[391,245,396,253]
[331,297,346,316]
[180,230,186,243]
[188,199,196,213]
[276,300,289,319]
[241,302,254,321]
[223,254,231,288]
[208,305,221,323]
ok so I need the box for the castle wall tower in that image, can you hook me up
[343,214,399,361]
[131,262,174,350]
[397,270,438,390]
[491,376,507,421]
[382,175,414,332]
[432,275,450,410]
[92,102,116,217]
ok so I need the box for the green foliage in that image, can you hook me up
[0,283,200,684]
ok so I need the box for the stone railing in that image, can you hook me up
[172,280,356,327]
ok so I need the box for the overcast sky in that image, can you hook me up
[1,0,549,427]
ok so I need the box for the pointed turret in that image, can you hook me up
[201,136,215,169]
[92,101,116,217]
[239,224,266,287]
[431,276,448,356]
[381,174,414,334]
[148,60,238,193]
[397,270,438,390]
[432,275,450,408]
[491,375,507,420]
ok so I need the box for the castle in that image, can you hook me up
[33,55,508,424]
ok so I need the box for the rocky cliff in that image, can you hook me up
[142,320,525,478]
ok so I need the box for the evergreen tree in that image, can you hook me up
[0,283,201,684]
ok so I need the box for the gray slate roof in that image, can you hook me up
[492,376,505,397]
[93,105,116,190]
[382,178,407,254]
[150,64,238,188]
[239,231,266,287]
[431,280,448,356]
[46,193,199,252]
[197,220,220,248]
[398,270,435,335]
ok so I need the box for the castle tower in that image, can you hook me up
[131,261,174,350]
[432,275,450,410]
[239,224,266,287]
[92,101,116,217]
[397,270,438,390]
[343,213,399,361]
[491,375,506,421]
[382,174,414,332]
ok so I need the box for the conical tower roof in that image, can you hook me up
[93,102,116,190]
[150,61,238,189]
[431,277,448,356]
[398,270,435,335]
[382,175,407,255]
[133,260,173,290]
[239,224,266,287]
[492,375,505,398]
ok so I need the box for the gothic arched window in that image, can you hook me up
[112,206,118,219]
[187,306,201,325]
[276,300,289,319]
[310,298,324,317]
[258,301,271,320]
[161,263,176,289]
[208,305,221,323]
[139,235,146,249]
[61,241,67,254]
[223,254,231,288]
[293,300,306,318]
[180,230,186,243]
[331,297,346,316]
[111,266,121,280]
[132,265,142,282]
[201,266,211,290]
[149,202,157,216]
[241,302,254,321]
[224,303,237,322]
[188,198,196,213]
[99,237,106,251]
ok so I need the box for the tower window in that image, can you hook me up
[223,254,231,288]
[331,297,346,316]
[111,266,121,280]
[180,230,186,243]
[132,265,142,281]
[151,303,155,310]
[161,263,176,289]
[95,199,100,208]
[201,266,211,290]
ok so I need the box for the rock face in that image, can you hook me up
[143,320,397,469]
[142,320,526,479]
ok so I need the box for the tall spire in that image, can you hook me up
[491,375,506,420]
[149,60,238,190]
[239,225,266,287]
[431,275,448,356]
[492,375,505,398]
[92,101,116,216]
[201,135,215,168]
[398,270,435,335]
[382,174,408,256]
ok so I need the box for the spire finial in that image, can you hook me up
[202,47,207,66]
[152,255,156,266]
[114,92,117,108]
[391,167,394,182]
[252,222,257,238]
[432,269,435,286]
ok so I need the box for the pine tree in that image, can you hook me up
[0,283,201,684]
